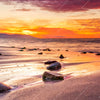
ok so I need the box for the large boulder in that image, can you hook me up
[42,71,64,82]
[0,82,11,93]
[47,62,61,71]
[44,61,57,64]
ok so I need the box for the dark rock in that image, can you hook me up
[0,83,11,93]
[11,46,15,48]
[44,61,57,64]
[59,54,65,59]
[47,62,61,71]
[19,49,24,51]
[28,48,38,51]
[81,52,87,54]
[43,48,51,51]
[65,50,68,51]
[88,51,94,53]
[96,53,100,55]
[21,47,26,49]
[38,52,43,55]
[42,71,64,82]
[0,53,2,55]
[57,49,60,51]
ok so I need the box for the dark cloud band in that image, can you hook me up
[1,0,100,12]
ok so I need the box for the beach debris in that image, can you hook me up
[44,61,57,64]
[43,48,51,51]
[38,52,43,55]
[47,62,61,71]
[96,53,100,55]
[0,82,11,93]
[59,54,65,59]
[42,71,64,82]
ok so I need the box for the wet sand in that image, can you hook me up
[0,46,100,100]
[2,71,100,100]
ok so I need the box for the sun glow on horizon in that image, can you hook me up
[0,1,100,38]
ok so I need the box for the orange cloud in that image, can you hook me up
[28,27,100,38]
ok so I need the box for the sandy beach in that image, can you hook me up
[2,71,100,100]
[0,38,100,100]
[0,49,100,100]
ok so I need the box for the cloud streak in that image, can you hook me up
[0,0,100,12]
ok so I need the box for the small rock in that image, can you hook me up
[38,52,43,55]
[57,49,60,51]
[65,50,68,51]
[88,51,94,53]
[28,48,38,51]
[81,52,87,54]
[96,53,100,55]
[44,61,57,64]
[59,54,65,59]
[0,82,11,93]
[42,71,64,82]
[43,48,51,51]
[11,46,15,48]
[0,53,2,55]
[19,49,24,51]
[21,47,26,49]
[47,62,61,71]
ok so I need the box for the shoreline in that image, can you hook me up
[0,47,100,100]
[1,71,100,100]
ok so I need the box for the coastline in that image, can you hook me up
[2,71,100,100]
[0,46,100,100]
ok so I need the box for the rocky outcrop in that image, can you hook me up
[42,71,64,82]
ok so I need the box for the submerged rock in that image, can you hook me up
[47,62,61,71]
[59,54,65,59]
[0,83,11,93]
[44,61,57,64]
[42,71,64,82]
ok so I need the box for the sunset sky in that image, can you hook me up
[0,0,100,38]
